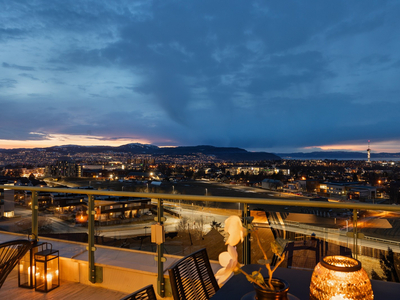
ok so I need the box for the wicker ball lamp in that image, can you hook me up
[309,256,373,300]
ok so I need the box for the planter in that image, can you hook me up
[254,278,289,300]
[241,278,299,300]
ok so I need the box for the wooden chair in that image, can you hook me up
[168,248,219,300]
[120,284,157,300]
[280,238,353,270]
[285,239,320,269]
[0,239,32,289]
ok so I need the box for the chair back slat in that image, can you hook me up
[168,248,219,300]
[0,239,32,289]
[120,284,156,300]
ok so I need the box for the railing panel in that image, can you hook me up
[262,206,400,283]
[2,185,400,287]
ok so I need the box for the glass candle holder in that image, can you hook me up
[18,241,45,289]
[309,256,373,300]
[34,245,59,293]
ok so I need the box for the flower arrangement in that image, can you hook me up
[215,215,286,291]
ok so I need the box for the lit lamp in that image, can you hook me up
[18,239,45,289]
[34,244,59,293]
[310,256,373,300]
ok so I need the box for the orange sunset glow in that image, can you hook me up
[0,134,152,149]
[305,140,400,153]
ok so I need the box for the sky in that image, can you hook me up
[1,1,400,154]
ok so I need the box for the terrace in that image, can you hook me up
[1,185,400,299]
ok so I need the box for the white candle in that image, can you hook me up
[46,273,53,290]
[28,266,35,286]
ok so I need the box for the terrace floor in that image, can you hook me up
[0,231,181,299]
[0,270,127,300]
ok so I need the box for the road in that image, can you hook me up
[13,187,396,254]
[98,205,230,238]
[269,221,400,254]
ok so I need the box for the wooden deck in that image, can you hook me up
[0,270,128,300]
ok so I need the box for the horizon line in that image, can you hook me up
[0,141,399,154]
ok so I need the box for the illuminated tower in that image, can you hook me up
[367,140,371,163]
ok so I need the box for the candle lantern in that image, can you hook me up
[18,240,45,289]
[34,244,59,293]
[309,255,373,300]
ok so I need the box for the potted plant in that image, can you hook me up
[215,216,295,300]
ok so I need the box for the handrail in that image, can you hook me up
[2,185,400,212]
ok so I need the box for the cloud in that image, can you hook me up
[18,73,39,80]
[0,78,17,88]
[0,28,26,41]
[326,13,386,40]
[2,62,35,71]
[358,54,392,66]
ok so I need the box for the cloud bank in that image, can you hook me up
[1,0,400,152]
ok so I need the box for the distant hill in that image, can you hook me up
[158,145,281,161]
[0,143,281,161]
[278,151,400,159]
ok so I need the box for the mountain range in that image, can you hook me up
[2,143,400,161]
[0,143,281,161]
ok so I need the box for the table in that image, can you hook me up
[210,265,400,300]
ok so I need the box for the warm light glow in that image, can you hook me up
[46,273,53,290]
[0,133,152,149]
[4,211,14,218]
[28,266,35,286]
[76,212,87,223]
[305,139,400,153]
[310,256,373,300]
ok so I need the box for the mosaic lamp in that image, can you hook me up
[309,255,373,300]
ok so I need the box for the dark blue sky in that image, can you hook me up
[1,1,400,153]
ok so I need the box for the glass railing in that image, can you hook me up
[1,184,400,296]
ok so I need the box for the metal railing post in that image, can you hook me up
[31,191,38,239]
[243,203,251,265]
[353,209,358,259]
[156,199,165,297]
[88,194,96,283]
